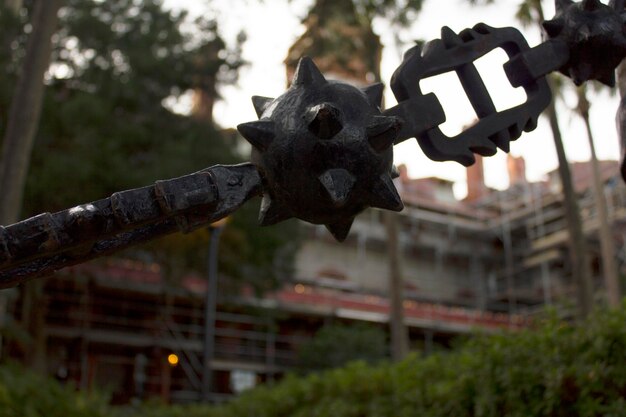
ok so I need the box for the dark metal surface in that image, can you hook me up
[388,24,555,166]
[543,0,626,86]
[618,95,626,182]
[238,57,403,242]
[0,164,261,287]
[2,0,626,285]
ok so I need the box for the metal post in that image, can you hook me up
[0,291,6,360]
[201,224,225,402]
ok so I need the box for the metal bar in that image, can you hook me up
[0,164,262,287]
[202,224,224,402]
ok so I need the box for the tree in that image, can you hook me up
[575,85,621,308]
[0,0,63,225]
[516,0,594,318]
[0,0,63,372]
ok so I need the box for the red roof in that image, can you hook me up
[65,261,525,332]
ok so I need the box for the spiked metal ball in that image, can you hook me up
[543,0,626,86]
[237,57,403,242]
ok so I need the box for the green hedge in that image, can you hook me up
[0,362,109,417]
[2,304,626,417]
[140,304,626,417]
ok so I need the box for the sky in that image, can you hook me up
[163,0,622,197]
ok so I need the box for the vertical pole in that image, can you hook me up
[547,100,593,319]
[423,330,434,356]
[532,181,553,305]
[502,219,517,315]
[540,262,552,305]
[384,211,409,361]
[265,328,276,384]
[578,90,621,307]
[79,279,90,390]
[161,355,172,404]
[202,225,224,402]
[0,292,5,360]
[0,0,63,224]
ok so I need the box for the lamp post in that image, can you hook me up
[201,218,228,402]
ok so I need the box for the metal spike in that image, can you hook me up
[489,131,510,153]
[369,174,404,212]
[361,83,384,107]
[555,0,574,13]
[611,0,626,12]
[582,0,602,11]
[614,32,626,50]
[473,23,492,34]
[576,24,591,41]
[403,43,422,60]
[459,28,479,42]
[237,120,275,151]
[421,39,444,58]
[598,70,616,87]
[508,123,523,141]
[258,195,292,226]
[470,140,497,158]
[391,165,400,179]
[367,116,401,153]
[318,169,356,208]
[292,56,326,86]
[251,96,274,119]
[542,19,564,37]
[524,117,538,132]
[307,103,343,139]
[325,218,355,242]
[569,62,593,86]
[441,26,463,48]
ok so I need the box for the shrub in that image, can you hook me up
[0,362,109,417]
[144,304,626,417]
[296,323,388,371]
[4,304,626,417]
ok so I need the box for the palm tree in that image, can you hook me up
[575,85,621,307]
[516,0,594,318]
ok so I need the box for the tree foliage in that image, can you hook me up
[296,323,387,371]
[0,362,110,417]
[19,0,244,210]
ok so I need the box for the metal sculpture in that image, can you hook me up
[240,57,404,242]
[1,0,626,287]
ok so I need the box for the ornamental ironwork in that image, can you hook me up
[1,0,625,285]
